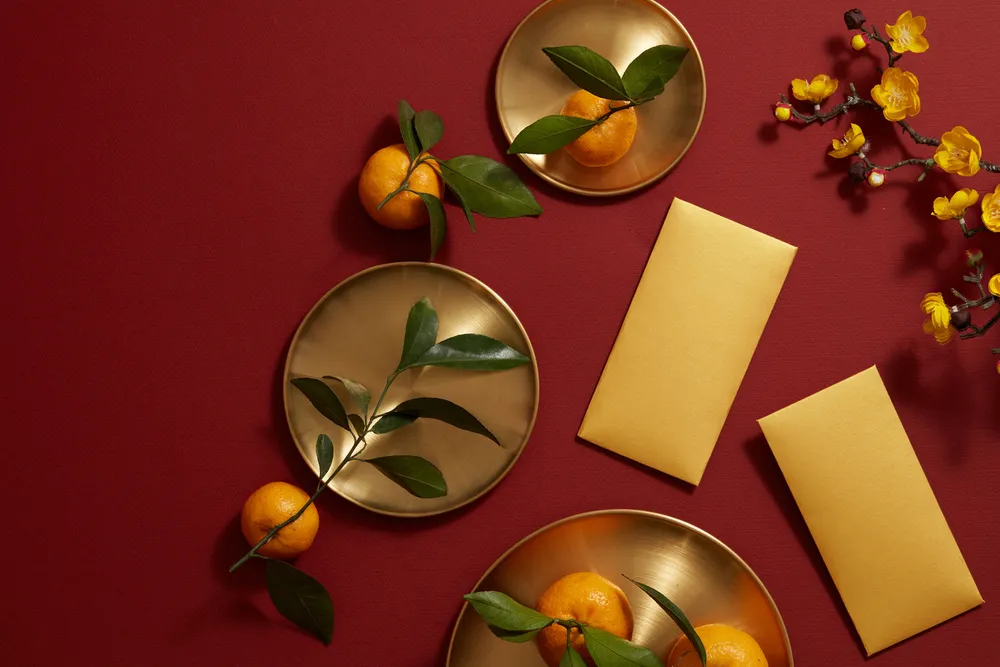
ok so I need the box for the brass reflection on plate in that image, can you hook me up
[496,0,707,196]
[283,263,539,517]
[447,510,793,666]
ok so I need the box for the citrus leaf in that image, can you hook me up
[290,377,350,432]
[490,624,545,643]
[416,192,447,261]
[542,45,629,100]
[315,433,334,478]
[582,626,664,667]
[561,645,589,667]
[463,591,554,632]
[348,413,366,436]
[414,109,444,152]
[622,45,689,101]
[405,333,530,371]
[450,188,476,231]
[440,155,542,219]
[264,559,334,645]
[321,375,370,417]
[363,455,447,498]
[398,99,421,160]
[371,397,499,444]
[508,115,598,155]
[397,297,439,370]
[625,577,705,666]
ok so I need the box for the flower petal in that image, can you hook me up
[909,35,930,53]
[911,15,927,33]
[791,79,809,101]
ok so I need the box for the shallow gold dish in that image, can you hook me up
[447,510,792,666]
[496,0,706,196]
[283,263,539,517]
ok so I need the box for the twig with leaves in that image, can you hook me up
[228,296,531,644]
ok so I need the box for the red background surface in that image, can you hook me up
[3,0,998,664]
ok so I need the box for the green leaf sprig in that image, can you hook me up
[385,100,543,260]
[229,296,531,644]
[464,577,706,667]
[508,44,689,156]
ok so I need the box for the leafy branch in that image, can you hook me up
[229,296,530,644]
[465,578,706,667]
[507,44,689,155]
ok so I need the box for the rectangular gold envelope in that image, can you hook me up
[758,366,982,655]
[578,198,797,484]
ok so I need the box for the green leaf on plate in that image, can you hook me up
[370,397,499,444]
[463,591,554,633]
[397,297,439,370]
[290,377,350,432]
[405,333,530,371]
[625,577,705,666]
[489,624,546,643]
[398,99,421,160]
[582,626,665,667]
[348,413,366,436]
[542,45,629,101]
[622,44,689,101]
[315,434,334,478]
[363,455,447,498]
[264,559,334,645]
[414,109,444,152]
[508,115,598,155]
[417,192,447,261]
[440,155,542,219]
[561,644,589,667]
[321,375,370,417]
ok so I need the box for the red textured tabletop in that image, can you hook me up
[3,1,998,664]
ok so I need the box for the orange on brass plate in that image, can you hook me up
[496,0,706,196]
[283,263,539,517]
[447,510,793,666]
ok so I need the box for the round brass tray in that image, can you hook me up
[283,263,539,517]
[495,0,706,196]
[447,510,792,666]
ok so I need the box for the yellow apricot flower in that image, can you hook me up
[982,184,1000,232]
[933,126,982,176]
[932,188,979,220]
[921,293,953,344]
[989,274,1000,297]
[871,68,920,121]
[791,75,839,104]
[886,11,929,54]
[829,124,865,158]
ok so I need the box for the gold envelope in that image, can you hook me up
[758,366,982,655]
[578,198,796,484]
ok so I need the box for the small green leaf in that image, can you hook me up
[371,397,500,444]
[561,645,589,667]
[625,577,705,666]
[450,188,476,231]
[315,434,334,478]
[542,45,629,100]
[414,109,444,152]
[463,591,554,632]
[582,626,664,667]
[398,297,439,370]
[321,375,370,417]
[264,559,334,645]
[398,99,421,160]
[508,115,599,155]
[489,624,545,643]
[291,377,350,432]
[348,413,366,436]
[416,192,447,261]
[440,155,542,219]
[363,455,447,498]
[406,333,530,371]
[622,45,689,101]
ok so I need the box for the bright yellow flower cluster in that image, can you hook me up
[981,184,1000,232]
[932,188,978,221]
[791,75,839,104]
[934,126,982,176]
[828,124,865,158]
[871,68,920,121]
[886,11,929,54]
[920,293,954,344]
[990,274,1000,298]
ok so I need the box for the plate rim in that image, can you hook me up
[495,0,708,197]
[445,508,794,665]
[282,261,541,518]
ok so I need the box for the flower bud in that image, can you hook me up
[848,160,867,183]
[851,33,869,50]
[844,9,866,30]
[774,103,791,122]
[966,249,983,267]
[867,168,886,187]
[950,309,972,331]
